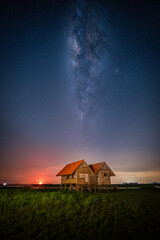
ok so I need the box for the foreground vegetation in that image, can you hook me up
[0,187,160,240]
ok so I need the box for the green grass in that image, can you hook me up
[0,187,160,240]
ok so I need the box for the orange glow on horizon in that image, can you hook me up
[39,181,43,185]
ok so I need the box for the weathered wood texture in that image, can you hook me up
[97,171,111,185]
[61,179,77,184]
[76,161,94,185]
[97,163,111,185]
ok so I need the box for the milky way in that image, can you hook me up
[69,0,108,120]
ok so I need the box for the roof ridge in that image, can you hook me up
[89,161,105,175]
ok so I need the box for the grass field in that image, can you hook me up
[0,187,160,240]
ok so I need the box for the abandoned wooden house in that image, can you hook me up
[56,159,115,191]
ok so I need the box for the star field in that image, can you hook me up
[0,0,160,184]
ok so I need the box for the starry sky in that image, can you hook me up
[0,0,160,184]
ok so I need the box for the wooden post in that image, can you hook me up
[81,186,83,193]
[70,184,72,191]
[94,186,96,193]
[89,186,92,192]
[65,184,66,190]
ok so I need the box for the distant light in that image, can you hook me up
[39,182,43,185]
[3,183,7,186]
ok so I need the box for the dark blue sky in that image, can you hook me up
[0,0,160,184]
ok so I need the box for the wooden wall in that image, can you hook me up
[61,178,77,184]
[76,161,90,185]
[97,170,111,185]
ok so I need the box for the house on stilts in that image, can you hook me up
[56,159,115,192]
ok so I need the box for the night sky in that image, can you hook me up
[0,0,160,184]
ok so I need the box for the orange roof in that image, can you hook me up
[89,162,105,174]
[56,160,84,176]
[89,162,115,176]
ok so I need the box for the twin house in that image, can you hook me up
[56,159,115,191]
